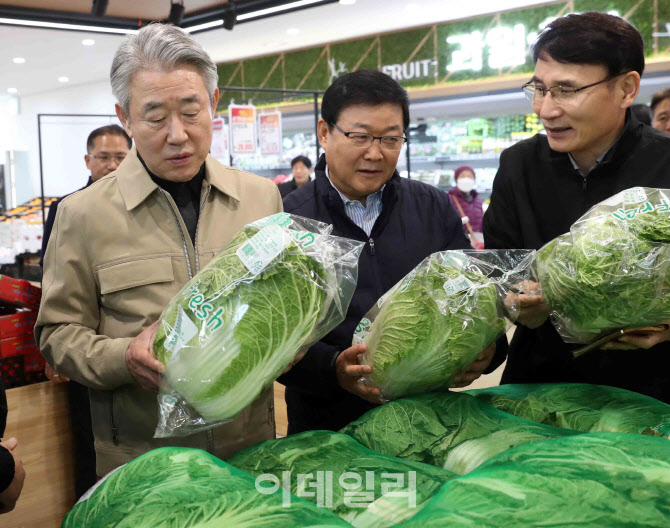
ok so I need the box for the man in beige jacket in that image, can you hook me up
[36,24,282,476]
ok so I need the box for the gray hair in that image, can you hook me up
[110,23,218,115]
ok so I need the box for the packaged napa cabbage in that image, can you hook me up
[535,187,670,344]
[396,432,670,528]
[467,383,670,438]
[340,391,576,475]
[353,250,533,399]
[228,430,455,528]
[154,213,364,437]
[62,447,351,527]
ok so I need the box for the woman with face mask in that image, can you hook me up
[448,165,485,249]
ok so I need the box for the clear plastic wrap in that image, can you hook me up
[353,250,534,400]
[535,187,670,344]
[154,213,364,437]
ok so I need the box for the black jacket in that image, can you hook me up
[40,177,93,266]
[483,114,670,404]
[0,376,12,494]
[278,154,470,433]
[277,179,298,199]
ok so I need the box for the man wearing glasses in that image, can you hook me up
[279,70,493,434]
[484,12,670,404]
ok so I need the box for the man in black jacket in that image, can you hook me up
[279,70,495,434]
[484,12,670,403]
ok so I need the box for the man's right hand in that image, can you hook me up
[336,344,383,404]
[126,321,164,392]
[506,281,550,329]
[0,437,25,514]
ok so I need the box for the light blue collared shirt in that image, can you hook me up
[326,167,384,236]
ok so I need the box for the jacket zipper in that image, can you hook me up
[111,392,119,446]
[193,185,211,274]
[369,237,376,255]
[159,189,193,280]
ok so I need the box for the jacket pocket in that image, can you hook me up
[98,256,174,294]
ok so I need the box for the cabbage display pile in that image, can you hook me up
[396,433,670,528]
[468,383,670,438]
[228,431,456,528]
[535,187,670,343]
[154,213,363,436]
[62,447,350,527]
[355,251,514,399]
[340,391,576,475]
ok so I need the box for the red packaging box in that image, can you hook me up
[0,355,46,389]
[23,351,45,373]
[0,335,39,358]
[0,276,40,310]
[0,311,37,340]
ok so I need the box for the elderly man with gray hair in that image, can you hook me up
[36,24,282,476]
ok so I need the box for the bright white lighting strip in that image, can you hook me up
[0,17,137,34]
[184,19,223,33]
[237,0,326,21]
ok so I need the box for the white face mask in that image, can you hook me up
[456,177,475,193]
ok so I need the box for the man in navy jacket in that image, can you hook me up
[279,70,495,434]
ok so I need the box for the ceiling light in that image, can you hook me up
[286,28,300,36]
[7,88,17,94]
[58,76,70,83]
[237,0,325,21]
[184,20,222,33]
[82,39,95,45]
[13,57,25,64]
[0,17,137,34]
[339,0,356,4]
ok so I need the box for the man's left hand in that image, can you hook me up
[450,342,496,388]
[601,324,670,350]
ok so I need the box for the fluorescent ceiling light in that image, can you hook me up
[7,88,18,94]
[237,0,325,21]
[13,57,25,64]
[58,76,69,83]
[286,28,300,35]
[183,19,223,33]
[339,0,356,4]
[82,39,95,45]
[0,17,136,34]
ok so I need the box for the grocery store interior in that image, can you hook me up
[2,0,670,526]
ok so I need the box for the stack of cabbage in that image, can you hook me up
[535,187,670,343]
[396,433,670,527]
[355,251,532,399]
[228,431,456,528]
[62,447,350,527]
[340,391,576,475]
[154,213,364,437]
[468,383,670,438]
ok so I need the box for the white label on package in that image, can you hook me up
[443,276,474,295]
[623,187,647,205]
[164,306,198,358]
[237,224,291,275]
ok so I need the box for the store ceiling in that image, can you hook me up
[1,0,555,98]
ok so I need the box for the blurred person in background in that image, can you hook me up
[277,155,312,198]
[651,88,670,133]
[40,124,131,499]
[484,12,670,404]
[448,165,485,249]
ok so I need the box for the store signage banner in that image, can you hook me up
[259,112,283,156]
[229,104,257,155]
[211,117,230,163]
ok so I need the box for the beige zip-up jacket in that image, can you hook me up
[36,147,283,475]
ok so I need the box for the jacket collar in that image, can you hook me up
[116,146,241,211]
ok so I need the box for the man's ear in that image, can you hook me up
[619,71,641,109]
[115,103,133,138]
[210,88,220,116]
[84,154,92,171]
[317,119,329,151]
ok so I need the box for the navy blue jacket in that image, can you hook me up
[484,113,670,404]
[278,154,470,433]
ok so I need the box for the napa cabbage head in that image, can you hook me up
[358,258,505,400]
[154,223,327,424]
